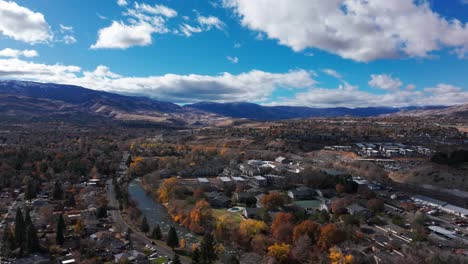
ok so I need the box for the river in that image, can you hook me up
[128,178,199,245]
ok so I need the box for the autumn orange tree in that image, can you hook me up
[331,198,352,215]
[271,212,295,244]
[158,177,178,203]
[336,183,346,194]
[317,223,347,251]
[267,243,291,264]
[129,156,144,176]
[367,198,384,213]
[189,200,213,234]
[293,220,320,243]
[260,192,288,211]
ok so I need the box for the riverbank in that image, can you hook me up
[107,179,192,264]
[128,178,200,246]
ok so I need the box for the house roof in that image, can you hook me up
[218,176,232,182]
[244,207,260,216]
[411,195,448,207]
[442,204,468,216]
[289,187,316,197]
[346,203,369,213]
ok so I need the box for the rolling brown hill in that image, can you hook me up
[389,104,468,119]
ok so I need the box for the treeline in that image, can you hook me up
[431,149,468,165]
[153,177,361,263]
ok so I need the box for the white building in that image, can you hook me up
[411,195,448,208]
[197,177,210,186]
[441,204,468,218]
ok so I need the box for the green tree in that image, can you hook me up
[140,216,149,233]
[192,247,201,264]
[342,214,359,226]
[25,181,37,200]
[56,214,66,245]
[26,224,40,253]
[97,206,107,218]
[14,208,25,248]
[24,208,32,227]
[392,215,405,227]
[53,181,64,200]
[317,209,330,224]
[173,253,182,264]
[151,225,162,240]
[200,233,217,264]
[166,226,179,249]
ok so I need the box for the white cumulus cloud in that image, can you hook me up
[0,58,315,103]
[322,69,342,79]
[91,3,175,49]
[197,15,225,30]
[0,48,38,58]
[227,56,239,64]
[369,74,403,90]
[2,57,467,107]
[91,21,156,49]
[223,0,468,62]
[0,0,52,44]
[117,0,128,7]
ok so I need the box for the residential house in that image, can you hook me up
[251,176,267,187]
[275,156,290,164]
[346,203,372,218]
[243,208,261,219]
[114,250,146,263]
[288,186,316,200]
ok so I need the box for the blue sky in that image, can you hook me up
[1,0,468,107]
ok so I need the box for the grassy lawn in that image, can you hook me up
[151,257,169,264]
[212,208,244,224]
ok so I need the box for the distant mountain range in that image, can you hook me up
[0,80,224,126]
[186,102,446,120]
[0,80,460,124]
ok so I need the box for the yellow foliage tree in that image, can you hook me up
[267,243,290,263]
[158,177,178,203]
[329,247,354,264]
[239,219,269,237]
[189,200,212,234]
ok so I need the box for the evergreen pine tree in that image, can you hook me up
[25,181,36,200]
[166,226,179,249]
[65,194,76,207]
[200,233,217,264]
[26,224,40,253]
[53,181,63,200]
[24,208,32,227]
[56,214,66,245]
[191,247,201,264]
[14,208,25,248]
[151,225,162,240]
[140,216,149,233]
[173,253,182,264]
